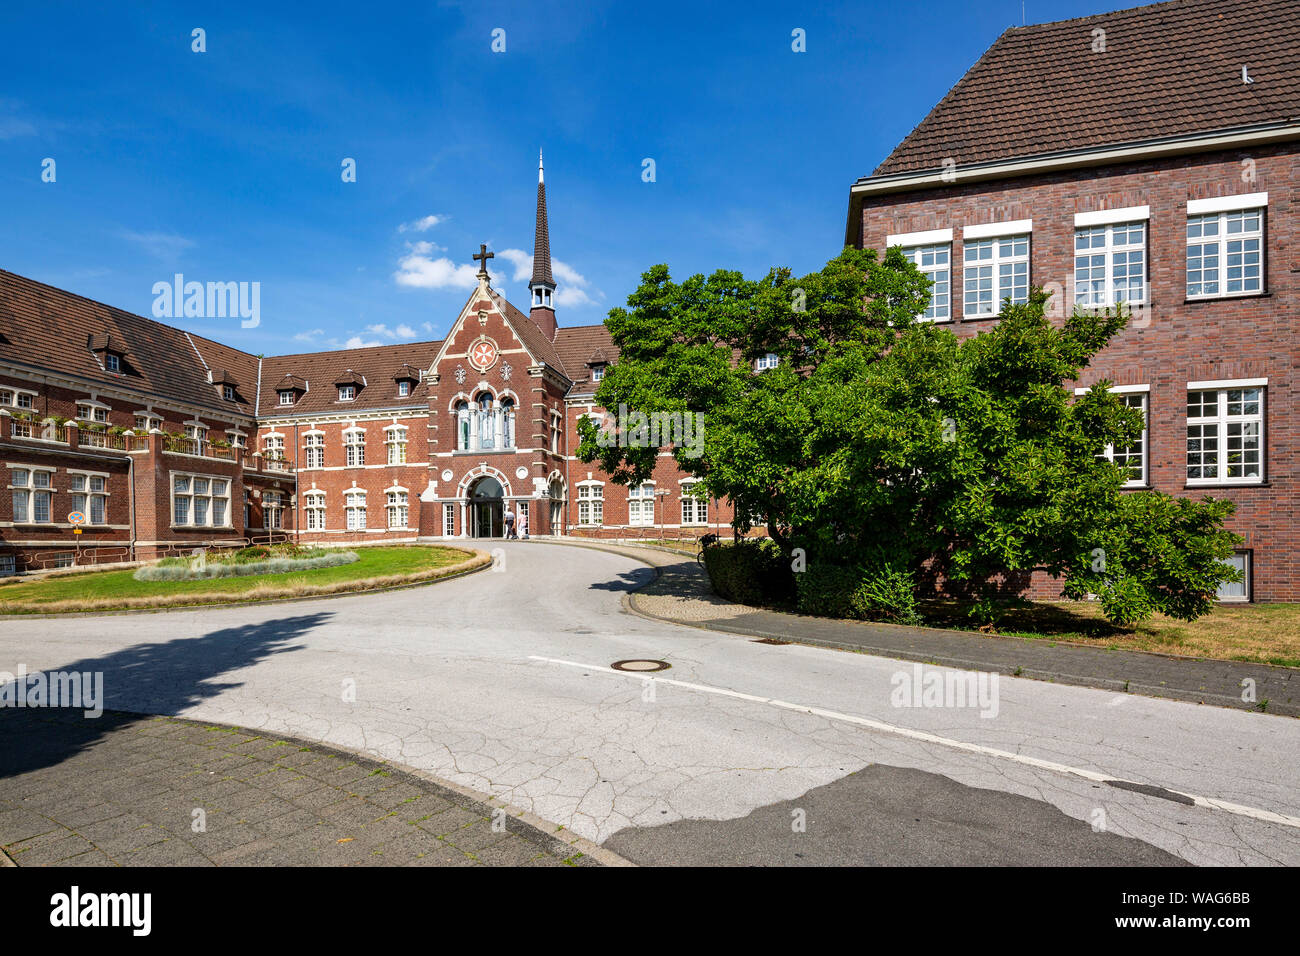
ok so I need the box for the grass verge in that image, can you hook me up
[0,546,485,614]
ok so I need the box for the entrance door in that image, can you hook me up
[469,476,504,538]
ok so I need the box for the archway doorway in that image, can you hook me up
[469,476,504,538]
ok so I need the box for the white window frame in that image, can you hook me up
[338,385,356,402]
[345,489,367,530]
[1074,221,1147,308]
[576,482,603,526]
[344,428,366,467]
[385,425,408,465]
[963,233,1030,318]
[680,481,707,526]
[627,482,656,526]
[104,353,121,373]
[304,492,326,531]
[279,390,295,406]
[397,380,411,397]
[303,432,325,469]
[386,489,409,529]
[755,353,780,371]
[9,465,55,525]
[1216,551,1251,603]
[902,243,951,321]
[67,470,110,525]
[171,472,231,528]
[1186,204,1264,300]
[443,502,456,537]
[1186,381,1266,485]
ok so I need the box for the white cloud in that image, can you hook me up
[406,240,442,256]
[421,322,434,334]
[343,335,384,349]
[119,230,195,260]
[293,328,325,343]
[364,323,419,341]
[393,250,479,290]
[398,214,445,233]
[495,248,601,307]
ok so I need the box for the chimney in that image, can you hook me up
[529,149,558,341]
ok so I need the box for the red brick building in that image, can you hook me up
[0,156,731,573]
[846,0,1299,602]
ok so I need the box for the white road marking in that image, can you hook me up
[528,654,1300,832]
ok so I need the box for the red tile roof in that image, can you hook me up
[874,0,1300,176]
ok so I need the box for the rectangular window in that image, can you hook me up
[1098,393,1148,486]
[681,484,707,525]
[304,434,324,469]
[387,491,408,528]
[345,492,367,530]
[16,393,33,409]
[964,234,1029,317]
[134,415,158,432]
[172,473,230,527]
[305,495,325,531]
[0,390,11,405]
[591,365,604,382]
[755,353,780,371]
[339,386,355,401]
[628,483,655,526]
[443,502,455,537]
[1187,387,1264,483]
[1216,552,1250,602]
[398,381,410,397]
[185,424,207,442]
[1074,222,1146,307]
[577,484,603,526]
[345,432,365,467]
[1187,209,1263,298]
[903,243,951,321]
[279,391,295,406]
[105,354,121,372]
[387,429,408,465]
[0,555,14,575]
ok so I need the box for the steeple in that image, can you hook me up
[529,149,557,340]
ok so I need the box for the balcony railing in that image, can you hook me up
[8,419,68,443]
[79,430,128,450]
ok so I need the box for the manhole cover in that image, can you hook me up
[610,659,671,673]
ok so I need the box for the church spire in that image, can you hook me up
[529,149,557,340]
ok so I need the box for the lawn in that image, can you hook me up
[920,600,1300,668]
[0,545,479,614]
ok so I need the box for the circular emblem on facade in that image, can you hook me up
[468,337,499,372]
[441,469,454,482]
[515,466,528,479]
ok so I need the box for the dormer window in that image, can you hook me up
[591,365,605,383]
[339,385,355,402]
[222,385,236,401]
[104,354,121,373]
[279,390,295,406]
[398,380,410,397]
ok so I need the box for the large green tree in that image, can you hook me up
[577,247,1240,624]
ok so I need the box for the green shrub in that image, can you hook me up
[795,560,922,625]
[702,539,795,607]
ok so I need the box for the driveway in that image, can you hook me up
[2,540,1297,865]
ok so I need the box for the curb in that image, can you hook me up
[109,712,636,868]
[550,538,1297,719]
[0,549,492,620]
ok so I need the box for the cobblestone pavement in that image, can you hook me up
[0,708,600,867]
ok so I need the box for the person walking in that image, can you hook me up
[503,504,517,539]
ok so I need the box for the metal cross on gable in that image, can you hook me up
[473,243,494,278]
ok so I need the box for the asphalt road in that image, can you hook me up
[2,541,1297,866]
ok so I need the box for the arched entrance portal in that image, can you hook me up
[469,476,504,538]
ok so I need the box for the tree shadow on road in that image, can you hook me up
[0,612,329,782]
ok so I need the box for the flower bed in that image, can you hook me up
[134,544,359,581]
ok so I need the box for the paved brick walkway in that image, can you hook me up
[0,709,600,867]
[568,540,1299,717]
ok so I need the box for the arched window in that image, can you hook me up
[501,397,515,448]
[477,394,495,449]
[455,401,470,450]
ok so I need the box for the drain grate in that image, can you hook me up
[610,659,671,673]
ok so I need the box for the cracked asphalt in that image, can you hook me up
[2,540,1297,866]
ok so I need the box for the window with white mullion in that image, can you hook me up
[963,235,1029,318]
[627,482,655,526]
[345,490,367,530]
[577,484,603,526]
[304,433,324,469]
[1187,209,1263,298]
[1098,394,1148,487]
[344,430,365,467]
[1074,222,1146,307]
[903,243,951,321]
[680,482,707,525]
[1187,387,1264,484]
[304,493,326,531]
[387,491,408,528]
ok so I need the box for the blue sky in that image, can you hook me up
[1,0,1117,355]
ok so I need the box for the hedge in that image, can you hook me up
[701,539,796,608]
[134,550,359,581]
